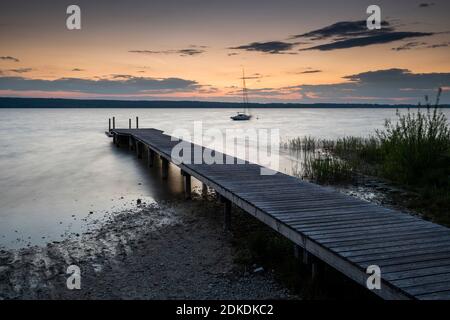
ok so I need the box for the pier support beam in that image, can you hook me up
[128,136,134,151]
[215,190,221,202]
[136,141,142,159]
[293,244,301,259]
[161,157,169,180]
[302,248,310,265]
[311,261,318,280]
[221,196,231,231]
[300,249,318,279]
[147,148,154,168]
[182,171,191,200]
[202,183,208,198]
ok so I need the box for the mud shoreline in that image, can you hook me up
[0,195,292,300]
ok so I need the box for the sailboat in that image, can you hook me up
[231,69,252,121]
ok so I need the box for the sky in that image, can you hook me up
[0,0,449,104]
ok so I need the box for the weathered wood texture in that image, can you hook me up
[110,128,450,300]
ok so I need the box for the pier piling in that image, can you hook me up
[148,148,154,168]
[136,141,142,159]
[161,157,169,180]
[182,171,192,200]
[128,136,133,151]
[221,196,231,231]
[202,183,208,198]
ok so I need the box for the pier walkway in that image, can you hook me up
[109,128,450,300]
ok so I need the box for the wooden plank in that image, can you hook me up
[327,230,450,249]
[394,277,450,295]
[415,290,450,300]
[407,282,450,297]
[352,245,450,264]
[358,251,450,269]
[316,226,447,244]
[383,258,450,274]
[332,233,450,253]
[384,264,450,281]
[341,239,450,259]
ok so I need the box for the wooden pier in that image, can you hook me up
[109,127,450,300]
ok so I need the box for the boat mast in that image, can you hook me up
[242,68,249,114]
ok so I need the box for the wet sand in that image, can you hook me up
[0,194,291,300]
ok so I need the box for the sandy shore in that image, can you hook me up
[0,195,292,300]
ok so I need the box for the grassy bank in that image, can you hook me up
[284,89,450,225]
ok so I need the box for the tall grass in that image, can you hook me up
[303,153,353,184]
[285,88,450,223]
[376,89,450,187]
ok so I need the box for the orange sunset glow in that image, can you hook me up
[1,0,449,104]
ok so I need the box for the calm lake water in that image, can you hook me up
[1,107,449,249]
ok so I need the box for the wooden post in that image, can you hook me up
[115,134,120,147]
[221,196,231,231]
[112,117,116,129]
[129,119,131,129]
[136,141,142,158]
[182,171,191,200]
[161,157,169,180]
[215,190,221,202]
[303,248,310,265]
[302,249,317,279]
[108,118,111,132]
[293,244,301,259]
[136,116,139,129]
[202,183,208,198]
[129,136,133,151]
[148,148,154,167]
[311,261,318,280]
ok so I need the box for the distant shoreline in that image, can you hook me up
[0,97,449,109]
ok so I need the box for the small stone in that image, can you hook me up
[253,267,264,273]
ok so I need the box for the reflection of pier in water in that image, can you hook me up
[108,123,450,300]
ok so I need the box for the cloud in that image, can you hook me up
[0,56,20,62]
[129,46,206,57]
[229,41,300,54]
[298,69,450,103]
[9,68,32,73]
[229,19,437,54]
[392,41,427,51]
[225,69,450,104]
[72,68,84,72]
[243,73,265,80]
[291,20,393,40]
[301,32,434,51]
[392,41,449,51]
[293,20,435,51]
[297,70,322,74]
[419,3,435,8]
[0,76,201,95]
[427,42,450,48]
